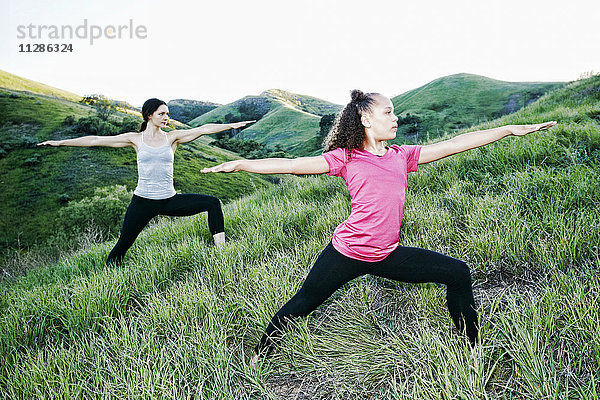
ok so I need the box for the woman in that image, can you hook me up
[202,90,556,359]
[39,98,254,266]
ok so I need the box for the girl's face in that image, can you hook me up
[149,105,170,128]
[363,95,398,142]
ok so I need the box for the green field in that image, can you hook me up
[0,75,598,398]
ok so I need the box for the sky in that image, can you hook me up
[1,0,599,107]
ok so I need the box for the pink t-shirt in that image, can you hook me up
[322,144,421,262]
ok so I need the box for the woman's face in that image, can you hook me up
[149,104,170,128]
[363,95,398,142]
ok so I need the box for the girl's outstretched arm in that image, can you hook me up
[37,132,137,148]
[201,156,330,175]
[172,121,256,146]
[418,121,557,164]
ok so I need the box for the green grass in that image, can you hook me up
[0,75,598,398]
[0,70,82,103]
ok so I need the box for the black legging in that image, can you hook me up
[257,242,478,353]
[106,194,224,266]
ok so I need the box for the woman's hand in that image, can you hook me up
[509,121,557,136]
[201,161,240,173]
[229,120,256,129]
[37,140,62,146]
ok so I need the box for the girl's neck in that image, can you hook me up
[362,138,387,156]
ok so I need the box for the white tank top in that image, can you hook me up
[133,132,176,199]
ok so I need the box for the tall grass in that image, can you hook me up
[0,76,599,399]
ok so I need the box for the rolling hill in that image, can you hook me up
[188,89,343,155]
[390,73,564,139]
[0,70,82,103]
[189,75,564,156]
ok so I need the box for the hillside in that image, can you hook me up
[0,75,598,398]
[0,82,271,251]
[390,73,564,139]
[190,76,563,157]
[189,89,343,155]
[0,70,82,103]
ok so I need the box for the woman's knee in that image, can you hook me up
[206,196,222,212]
[450,260,472,288]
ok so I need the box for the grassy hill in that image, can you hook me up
[0,78,272,252]
[0,70,82,103]
[190,76,563,157]
[391,73,564,139]
[0,75,598,398]
[189,89,343,156]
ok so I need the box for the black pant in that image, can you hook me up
[257,242,478,353]
[106,194,224,266]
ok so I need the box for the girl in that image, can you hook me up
[201,90,556,359]
[39,98,254,266]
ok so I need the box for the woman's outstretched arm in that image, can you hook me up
[418,121,557,164]
[201,155,330,175]
[172,121,256,146]
[37,132,137,148]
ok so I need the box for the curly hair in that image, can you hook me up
[322,90,380,153]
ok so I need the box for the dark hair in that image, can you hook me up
[140,98,167,132]
[323,90,379,152]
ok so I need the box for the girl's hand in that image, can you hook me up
[201,161,239,173]
[509,121,557,136]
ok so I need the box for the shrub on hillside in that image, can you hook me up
[118,116,142,133]
[24,153,41,166]
[71,116,119,136]
[55,185,132,242]
[318,114,336,143]
[63,115,76,126]
[239,101,269,121]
